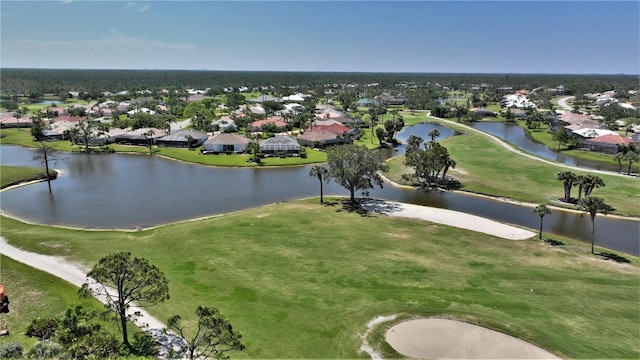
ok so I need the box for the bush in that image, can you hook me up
[0,341,24,358]
[25,341,62,359]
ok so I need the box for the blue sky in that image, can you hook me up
[1,1,638,74]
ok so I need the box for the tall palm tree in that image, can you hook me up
[428,128,440,141]
[532,204,552,239]
[368,108,379,144]
[577,196,610,254]
[623,150,639,175]
[144,129,155,155]
[308,165,329,203]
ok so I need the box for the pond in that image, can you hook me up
[469,122,621,172]
[1,143,638,256]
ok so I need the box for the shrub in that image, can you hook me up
[0,341,24,358]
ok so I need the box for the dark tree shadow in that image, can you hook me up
[339,198,404,217]
[322,200,339,207]
[544,239,565,247]
[599,252,631,263]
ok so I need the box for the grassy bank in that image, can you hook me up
[0,257,115,349]
[0,199,638,358]
[0,166,49,189]
[388,118,640,217]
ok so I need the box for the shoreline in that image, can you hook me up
[378,172,639,222]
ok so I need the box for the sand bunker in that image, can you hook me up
[386,318,560,359]
[362,200,535,240]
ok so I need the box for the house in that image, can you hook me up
[40,129,64,141]
[156,130,209,148]
[278,103,305,116]
[44,120,79,139]
[309,122,351,136]
[581,134,634,154]
[259,135,300,155]
[374,93,407,106]
[249,118,288,132]
[500,93,537,109]
[297,129,352,148]
[281,93,309,102]
[0,114,33,128]
[89,128,128,145]
[114,128,167,146]
[202,133,250,154]
[248,94,281,103]
[510,109,527,118]
[127,107,156,116]
[572,128,617,139]
[355,98,374,107]
[471,108,497,117]
[212,117,238,132]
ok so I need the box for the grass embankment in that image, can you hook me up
[0,257,117,349]
[0,199,638,359]
[0,166,49,189]
[387,118,640,217]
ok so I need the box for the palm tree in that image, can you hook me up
[613,152,625,173]
[557,171,577,203]
[532,204,552,239]
[308,165,329,203]
[144,129,155,155]
[582,174,605,197]
[247,141,260,164]
[428,128,440,141]
[623,150,639,175]
[577,196,610,254]
[574,175,586,201]
[368,108,379,144]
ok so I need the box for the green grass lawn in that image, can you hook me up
[0,199,638,359]
[0,257,117,350]
[0,166,49,189]
[386,118,640,217]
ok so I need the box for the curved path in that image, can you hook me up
[557,96,575,111]
[0,236,186,356]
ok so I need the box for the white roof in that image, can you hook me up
[572,128,617,138]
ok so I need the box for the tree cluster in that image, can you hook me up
[556,171,605,203]
[404,135,458,188]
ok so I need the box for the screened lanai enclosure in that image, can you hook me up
[259,135,301,155]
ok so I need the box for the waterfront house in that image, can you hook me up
[202,133,250,153]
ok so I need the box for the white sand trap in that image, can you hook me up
[386,318,560,359]
[362,200,535,240]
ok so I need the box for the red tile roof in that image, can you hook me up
[249,119,287,128]
[310,123,350,135]
[586,134,633,146]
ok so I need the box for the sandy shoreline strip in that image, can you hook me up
[386,318,560,359]
[361,199,536,240]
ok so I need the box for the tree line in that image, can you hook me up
[2,68,637,100]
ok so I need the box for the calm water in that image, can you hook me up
[469,122,621,172]
[1,127,639,255]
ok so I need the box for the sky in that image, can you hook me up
[1,1,638,74]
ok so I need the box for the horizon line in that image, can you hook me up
[2,67,638,76]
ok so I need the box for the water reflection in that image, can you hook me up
[469,122,621,172]
[1,142,638,255]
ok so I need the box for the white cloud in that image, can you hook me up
[126,2,151,12]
